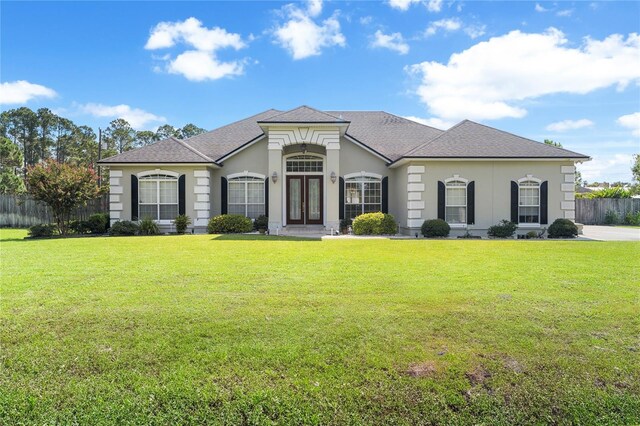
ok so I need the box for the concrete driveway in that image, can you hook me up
[580,225,640,241]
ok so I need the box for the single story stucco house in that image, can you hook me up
[99,105,590,236]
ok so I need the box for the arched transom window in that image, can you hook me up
[286,155,323,173]
[345,174,382,219]
[228,176,265,219]
[519,180,540,223]
[445,179,467,224]
[139,173,178,221]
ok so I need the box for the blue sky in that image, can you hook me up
[1,0,639,182]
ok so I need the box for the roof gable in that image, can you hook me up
[258,106,347,124]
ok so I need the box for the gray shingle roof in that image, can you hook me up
[258,105,347,123]
[99,137,212,164]
[405,120,590,159]
[329,111,444,161]
[99,107,589,165]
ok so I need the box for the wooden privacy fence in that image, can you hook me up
[0,194,108,228]
[575,198,640,224]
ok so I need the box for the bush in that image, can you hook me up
[352,212,397,235]
[624,211,640,226]
[174,214,192,234]
[109,220,140,236]
[604,210,619,225]
[87,213,110,234]
[339,218,352,231]
[207,214,253,234]
[421,219,450,238]
[139,218,160,235]
[69,220,91,234]
[583,187,631,199]
[548,218,578,238]
[487,220,517,238]
[28,223,56,238]
[253,215,269,231]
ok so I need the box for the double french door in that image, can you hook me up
[286,175,323,225]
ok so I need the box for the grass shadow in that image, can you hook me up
[210,234,322,242]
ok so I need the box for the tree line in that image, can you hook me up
[0,107,207,193]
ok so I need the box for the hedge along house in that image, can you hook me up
[98,105,590,236]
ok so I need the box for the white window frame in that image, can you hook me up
[517,176,542,227]
[285,155,324,175]
[444,176,469,228]
[227,172,266,219]
[344,172,383,219]
[137,170,180,224]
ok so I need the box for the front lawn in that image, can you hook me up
[1,229,638,424]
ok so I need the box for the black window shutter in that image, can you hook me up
[437,181,445,220]
[467,181,475,225]
[540,181,548,224]
[131,175,138,221]
[178,175,186,215]
[511,181,519,223]
[381,176,389,213]
[264,178,269,217]
[221,177,228,214]
[339,177,345,220]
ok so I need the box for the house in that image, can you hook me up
[98,105,590,236]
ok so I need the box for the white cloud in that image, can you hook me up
[80,103,166,129]
[359,16,373,25]
[426,0,443,12]
[617,112,640,136]
[371,30,409,54]
[0,80,57,105]
[407,29,640,121]
[535,3,550,12]
[556,9,574,17]
[387,0,421,11]
[273,1,345,60]
[546,119,594,132]
[425,18,462,36]
[579,154,634,182]
[403,116,455,129]
[145,17,247,81]
[464,24,486,39]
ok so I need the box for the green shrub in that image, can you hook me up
[526,231,538,239]
[174,214,192,234]
[548,218,578,238]
[139,218,160,235]
[253,215,269,231]
[28,223,56,238]
[87,213,110,234]
[69,220,91,234]
[584,187,631,199]
[352,212,397,235]
[624,211,640,226]
[339,218,352,231]
[207,214,253,234]
[109,220,140,236]
[604,210,619,225]
[487,220,517,238]
[421,219,450,238]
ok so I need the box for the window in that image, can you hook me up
[519,180,540,223]
[139,174,178,221]
[228,176,265,219]
[445,180,467,224]
[286,155,323,173]
[344,175,381,219]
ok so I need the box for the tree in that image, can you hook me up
[179,123,207,139]
[135,130,159,147]
[36,108,56,162]
[26,160,101,235]
[575,170,583,188]
[103,119,135,154]
[155,124,179,140]
[544,139,563,148]
[633,154,640,183]
[1,107,39,168]
[0,136,25,194]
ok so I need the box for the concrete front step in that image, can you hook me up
[278,225,332,235]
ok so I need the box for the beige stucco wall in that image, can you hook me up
[400,160,576,236]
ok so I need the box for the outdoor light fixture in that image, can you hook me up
[271,171,278,183]
[300,143,307,154]
[330,171,337,184]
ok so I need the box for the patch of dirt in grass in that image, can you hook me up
[466,365,491,386]
[405,361,437,378]
[503,356,524,374]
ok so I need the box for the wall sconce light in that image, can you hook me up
[300,143,307,154]
[330,171,337,184]
[271,171,278,183]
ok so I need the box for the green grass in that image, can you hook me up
[1,228,639,425]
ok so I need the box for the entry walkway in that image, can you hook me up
[580,225,640,241]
